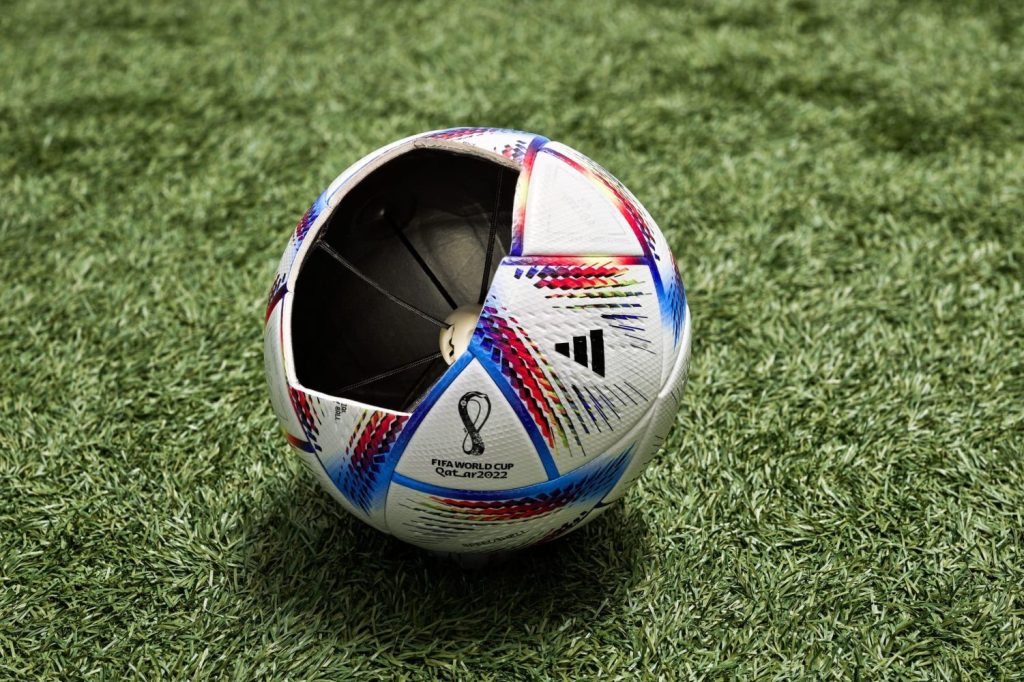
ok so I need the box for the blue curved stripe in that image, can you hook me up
[674,285,688,344]
[372,352,475,509]
[392,445,632,501]
[470,344,560,479]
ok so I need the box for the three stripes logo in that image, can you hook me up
[554,329,605,376]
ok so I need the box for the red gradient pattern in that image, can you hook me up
[265,273,286,323]
[426,127,497,140]
[293,202,318,244]
[284,431,315,453]
[501,139,529,163]
[338,410,409,513]
[475,306,562,447]
[431,495,566,521]
[348,412,407,475]
[514,262,636,291]
[288,387,320,452]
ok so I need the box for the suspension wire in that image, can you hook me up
[336,352,443,394]
[384,213,459,310]
[316,240,450,329]
[478,168,504,304]
[400,353,444,409]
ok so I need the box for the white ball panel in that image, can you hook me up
[385,446,632,553]
[474,257,664,475]
[538,142,688,380]
[602,304,692,503]
[521,149,643,257]
[264,300,304,442]
[394,358,549,490]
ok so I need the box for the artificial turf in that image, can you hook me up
[2,0,1023,678]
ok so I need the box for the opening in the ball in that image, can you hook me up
[291,148,517,411]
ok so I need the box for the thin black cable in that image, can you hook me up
[478,169,504,304]
[336,352,443,394]
[400,354,443,409]
[384,214,458,309]
[316,240,449,329]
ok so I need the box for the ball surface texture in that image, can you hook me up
[264,128,691,555]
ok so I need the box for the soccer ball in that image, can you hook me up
[264,128,691,556]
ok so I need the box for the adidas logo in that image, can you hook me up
[554,329,605,376]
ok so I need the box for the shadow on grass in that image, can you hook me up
[239,477,651,649]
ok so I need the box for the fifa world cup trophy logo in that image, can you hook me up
[457,392,490,456]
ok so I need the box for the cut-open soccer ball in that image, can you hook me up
[264,128,691,556]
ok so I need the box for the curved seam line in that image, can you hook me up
[469,345,560,480]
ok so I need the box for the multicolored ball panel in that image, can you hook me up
[537,141,688,378]
[392,357,551,491]
[470,256,663,476]
[266,187,330,315]
[275,385,410,532]
[385,446,634,552]
[423,127,543,167]
[603,303,692,503]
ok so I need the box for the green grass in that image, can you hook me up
[2,0,1023,678]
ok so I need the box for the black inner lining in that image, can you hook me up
[291,148,517,411]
